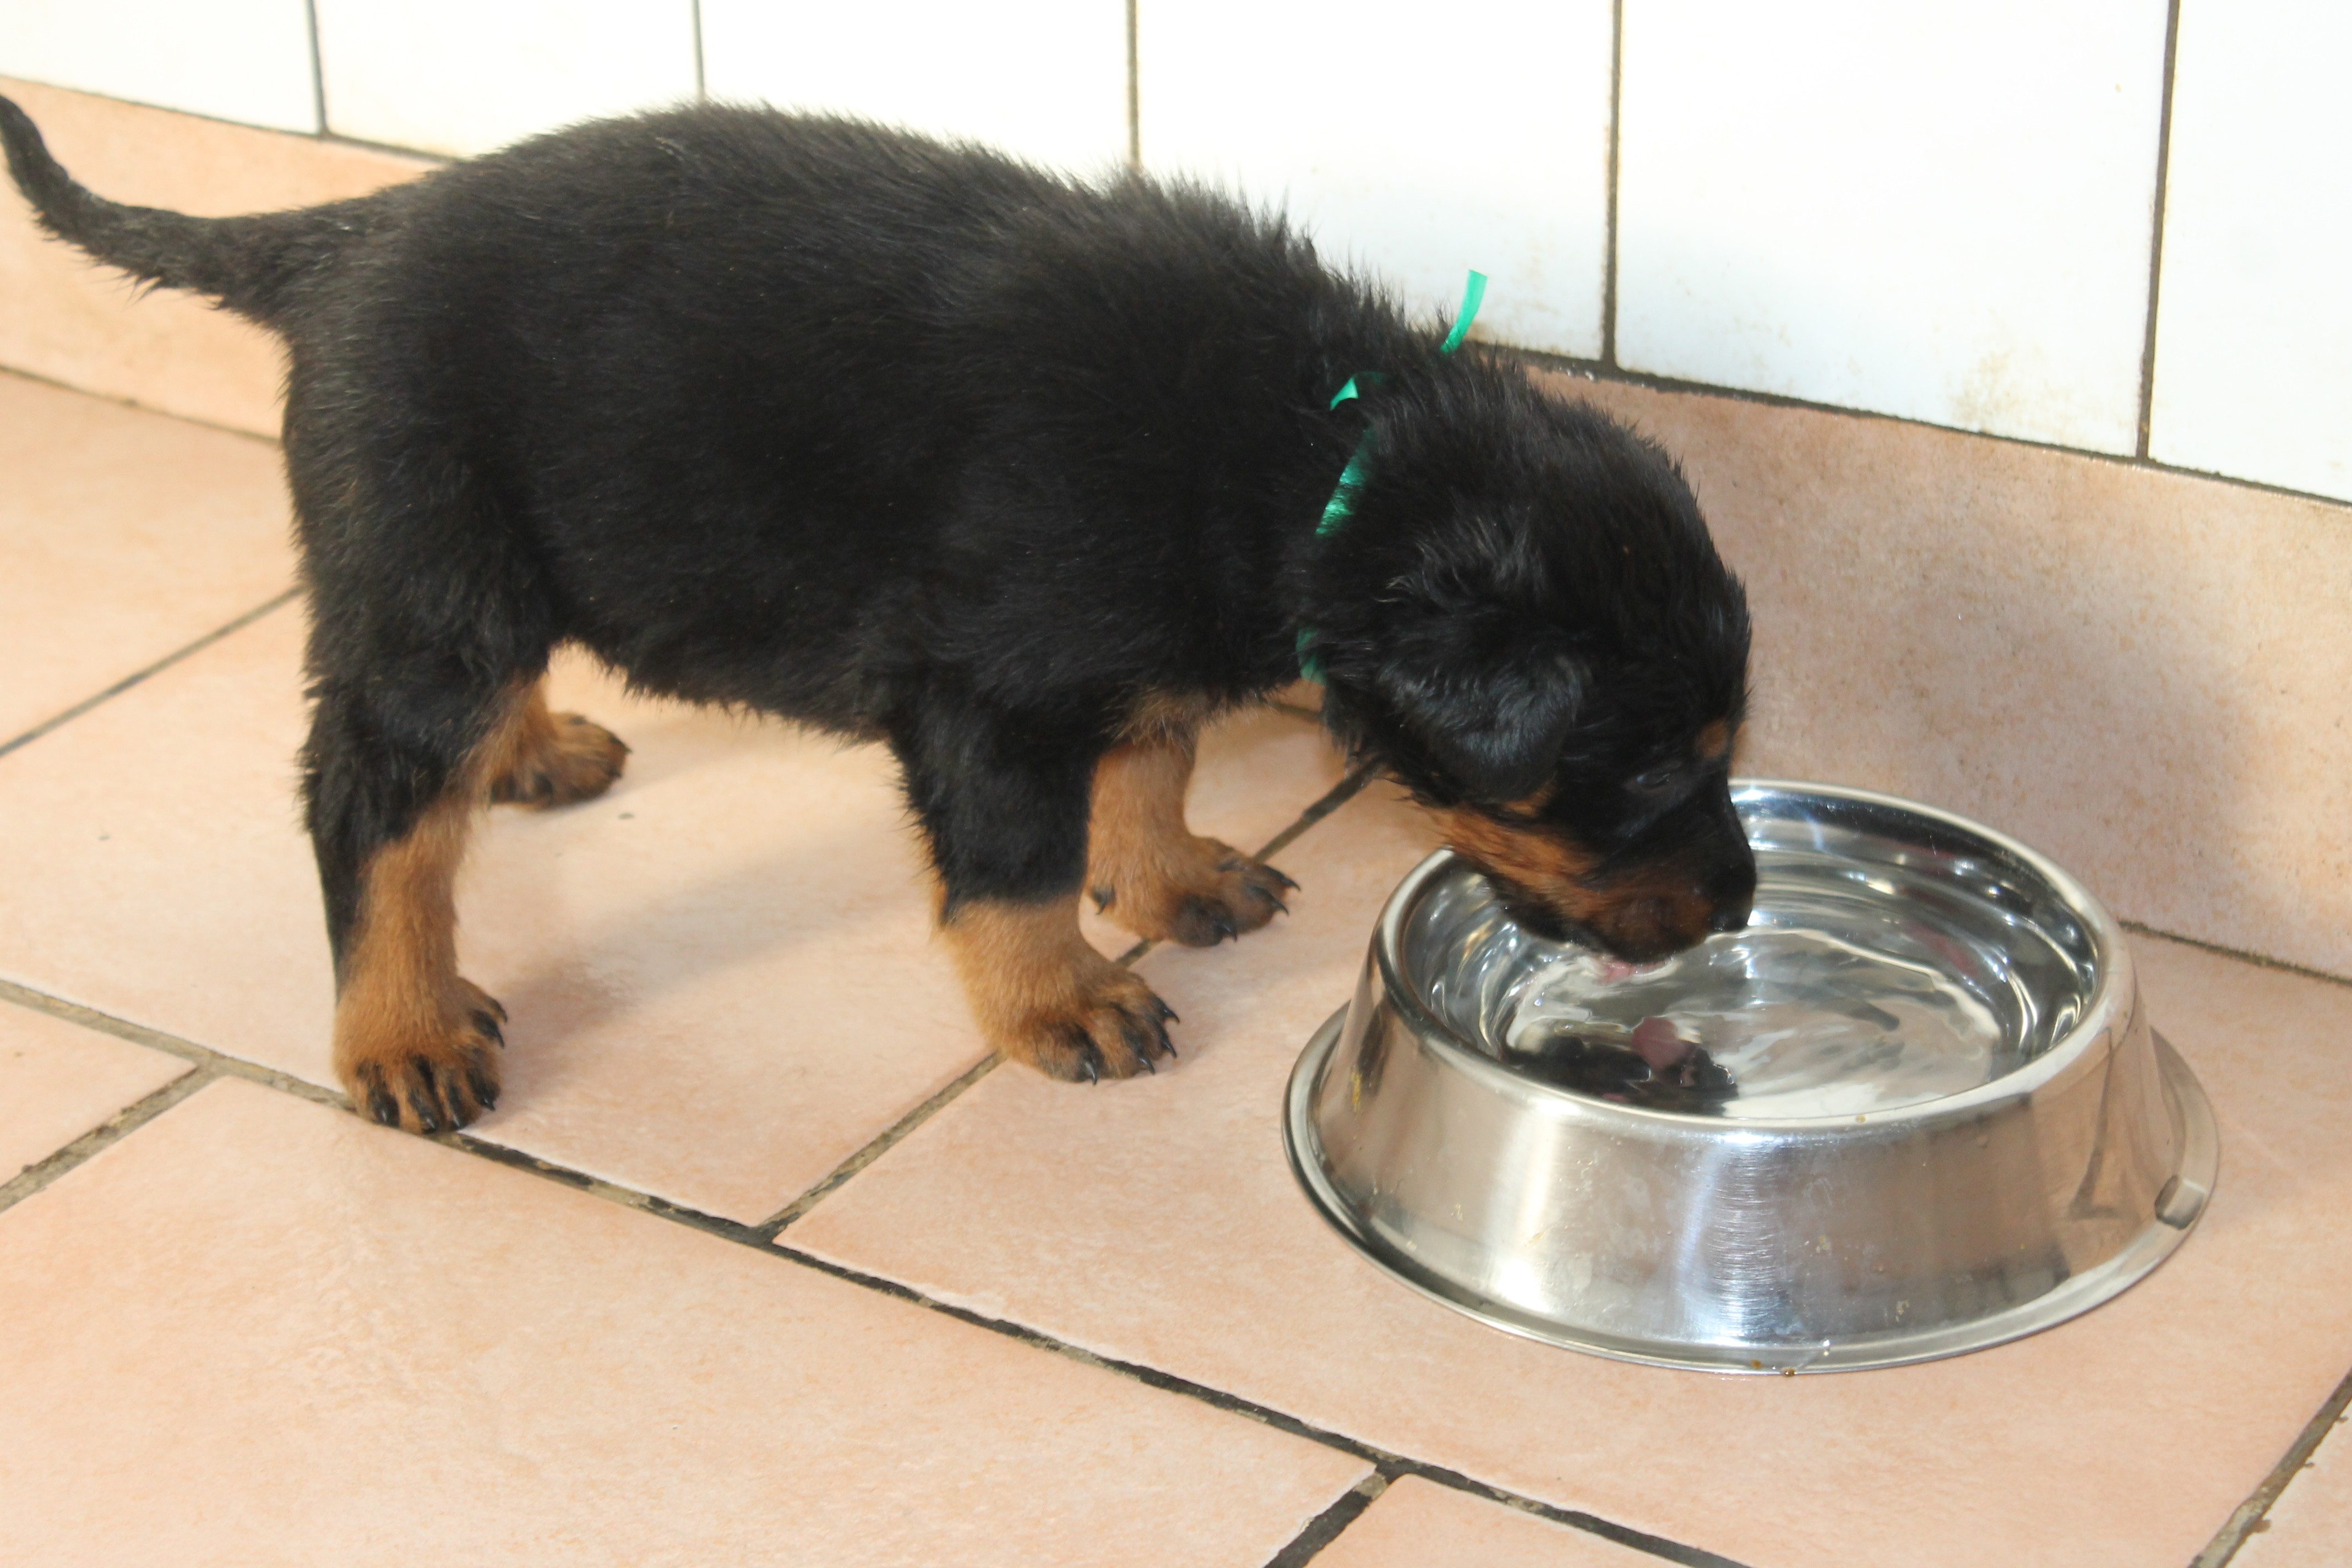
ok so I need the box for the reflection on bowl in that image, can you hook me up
[1284,781,2218,1374]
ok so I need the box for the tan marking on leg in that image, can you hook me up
[941,896,1175,1081]
[1087,720,1294,947]
[1118,688,1219,743]
[334,689,524,1134]
[487,677,629,809]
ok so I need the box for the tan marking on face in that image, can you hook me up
[1439,808,1718,959]
[1439,809,1605,918]
[1503,780,1556,815]
[1697,718,1732,764]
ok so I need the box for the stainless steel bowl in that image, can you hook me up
[1284,780,2218,1373]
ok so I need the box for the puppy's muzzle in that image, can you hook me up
[1448,797,1756,963]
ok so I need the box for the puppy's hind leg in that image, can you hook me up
[487,677,629,809]
[893,693,1178,1083]
[307,673,531,1134]
[1086,708,1295,947]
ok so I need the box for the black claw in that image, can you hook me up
[407,1065,444,1134]
[1268,866,1300,891]
[472,1009,504,1047]
[467,1060,499,1112]
[1121,1018,1158,1070]
[1262,894,1289,916]
[1081,1049,1100,1085]
[1156,1000,1180,1026]
[1091,885,1115,912]
[360,1065,400,1127]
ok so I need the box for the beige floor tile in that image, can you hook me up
[0,604,1346,1222]
[792,783,2352,1568]
[2235,1409,2352,1568]
[1548,372,2352,981]
[0,372,295,744]
[0,78,431,436]
[1317,1478,1661,1568]
[0,602,333,1076]
[0,1077,1368,1566]
[0,1005,189,1180]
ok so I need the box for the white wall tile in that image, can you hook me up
[1618,1,2168,454]
[0,0,317,133]
[314,0,696,157]
[2148,2,2352,503]
[1138,0,1613,359]
[701,0,1128,177]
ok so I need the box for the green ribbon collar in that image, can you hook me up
[1298,269,1487,683]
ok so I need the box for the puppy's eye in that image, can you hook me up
[1630,765,1679,794]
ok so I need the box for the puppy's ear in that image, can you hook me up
[1373,631,1585,805]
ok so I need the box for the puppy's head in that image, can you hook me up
[1303,363,1754,962]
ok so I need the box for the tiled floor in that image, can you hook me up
[5,368,2351,1566]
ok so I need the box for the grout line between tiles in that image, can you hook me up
[0,1063,216,1218]
[0,977,342,1104]
[0,586,300,763]
[2121,919,2352,992]
[760,1236,1756,1568]
[0,364,285,446]
[754,1052,1001,1237]
[1125,0,1142,169]
[1254,760,1379,867]
[301,0,327,135]
[1263,1469,1390,1568]
[1600,0,1623,368]
[2193,1363,2352,1567]
[0,970,1743,1568]
[2135,0,2183,461]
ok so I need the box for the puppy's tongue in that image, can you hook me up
[1596,957,1669,983]
[1630,1015,1692,1070]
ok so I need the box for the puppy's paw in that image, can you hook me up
[997,965,1178,1084]
[1093,837,1296,948]
[336,978,507,1135]
[492,712,629,808]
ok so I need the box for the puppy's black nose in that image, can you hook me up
[1704,858,1757,934]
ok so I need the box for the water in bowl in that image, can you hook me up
[1411,810,2097,1119]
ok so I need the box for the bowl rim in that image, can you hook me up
[1375,777,2138,1132]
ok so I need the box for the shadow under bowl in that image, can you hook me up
[1283,780,2218,1373]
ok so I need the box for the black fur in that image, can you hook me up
[1,95,1752,986]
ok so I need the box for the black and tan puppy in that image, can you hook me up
[1,97,1754,1133]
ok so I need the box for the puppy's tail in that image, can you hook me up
[1,92,383,328]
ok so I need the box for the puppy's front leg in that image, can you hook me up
[1087,718,1295,946]
[895,699,1177,1082]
